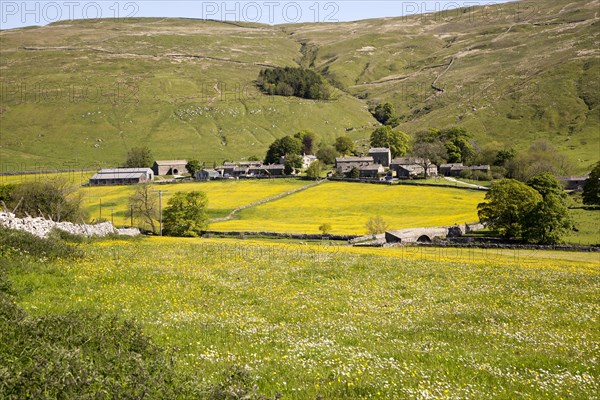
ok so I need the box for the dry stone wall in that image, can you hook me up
[0,212,140,238]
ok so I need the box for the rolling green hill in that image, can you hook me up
[0,0,598,171]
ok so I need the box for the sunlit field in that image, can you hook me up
[211,182,485,234]
[79,179,308,223]
[10,237,599,399]
[0,170,94,186]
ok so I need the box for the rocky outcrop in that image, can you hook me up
[0,212,140,238]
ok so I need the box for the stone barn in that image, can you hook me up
[89,168,154,186]
[152,160,188,176]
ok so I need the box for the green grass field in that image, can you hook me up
[8,236,599,398]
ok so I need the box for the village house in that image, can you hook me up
[279,155,318,169]
[89,168,154,186]
[390,157,426,167]
[196,169,222,181]
[439,163,490,177]
[152,160,188,176]
[218,162,257,177]
[368,148,391,167]
[249,164,286,177]
[391,157,438,178]
[302,154,318,169]
[559,175,589,191]
[213,162,286,178]
[358,164,385,178]
[394,164,438,178]
[335,156,375,174]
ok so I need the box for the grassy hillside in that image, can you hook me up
[1,0,598,171]
[286,0,599,172]
[0,18,376,167]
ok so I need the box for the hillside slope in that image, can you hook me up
[286,0,599,171]
[0,0,598,171]
[0,19,377,168]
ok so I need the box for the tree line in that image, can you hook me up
[257,67,331,100]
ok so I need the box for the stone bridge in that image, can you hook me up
[351,223,484,246]
[385,226,462,244]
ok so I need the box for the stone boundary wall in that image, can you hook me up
[202,230,357,241]
[0,212,140,238]
[328,177,488,191]
[428,238,600,252]
[0,168,97,176]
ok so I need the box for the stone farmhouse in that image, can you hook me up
[359,164,385,178]
[196,169,221,181]
[152,160,188,176]
[394,164,438,178]
[390,157,438,178]
[559,175,589,191]
[89,168,154,186]
[197,162,285,180]
[439,163,490,177]
[368,148,391,167]
[335,156,376,174]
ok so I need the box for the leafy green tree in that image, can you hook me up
[257,67,330,100]
[349,167,360,179]
[284,154,303,175]
[185,159,203,178]
[334,136,355,156]
[527,173,566,199]
[319,223,332,235]
[163,191,208,237]
[370,126,410,158]
[125,146,153,168]
[436,127,474,164]
[294,130,317,155]
[366,216,389,235]
[521,173,571,244]
[306,160,324,179]
[522,193,571,244]
[477,179,542,238]
[583,161,600,206]
[494,148,516,167]
[411,130,448,178]
[371,102,399,127]
[264,136,303,164]
[316,145,337,165]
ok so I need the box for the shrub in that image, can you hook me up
[459,169,473,179]
[163,191,208,237]
[8,179,87,223]
[0,226,82,260]
[366,216,389,235]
